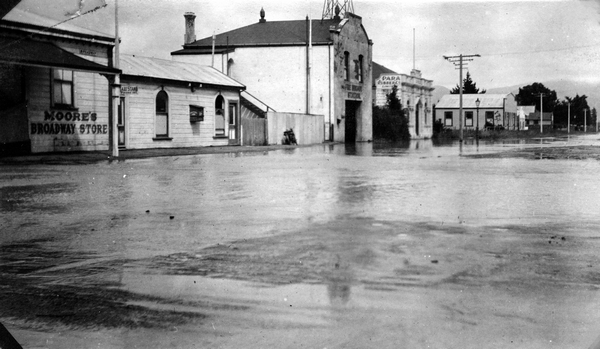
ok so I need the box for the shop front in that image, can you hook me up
[0,23,119,155]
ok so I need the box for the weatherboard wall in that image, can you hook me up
[120,79,239,149]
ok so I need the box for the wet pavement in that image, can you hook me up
[2,135,600,348]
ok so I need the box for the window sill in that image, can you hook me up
[152,137,173,141]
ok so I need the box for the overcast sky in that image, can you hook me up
[11,0,600,89]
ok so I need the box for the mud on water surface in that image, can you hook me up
[3,217,600,332]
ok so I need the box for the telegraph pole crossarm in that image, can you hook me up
[444,54,480,142]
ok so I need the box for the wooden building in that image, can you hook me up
[0,7,119,155]
[434,94,518,130]
[118,55,245,149]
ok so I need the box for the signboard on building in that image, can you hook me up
[121,86,138,94]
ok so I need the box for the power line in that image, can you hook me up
[375,43,600,61]
[0,2,108,51]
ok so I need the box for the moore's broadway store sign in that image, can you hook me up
[32,110,107,135]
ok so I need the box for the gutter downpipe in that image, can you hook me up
[211,33,215,68]
[329,42,332,141]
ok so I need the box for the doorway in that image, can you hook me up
[345,100,360,143]
[118,97,126,148]
[415,101,421,137]
[228,102,239,145]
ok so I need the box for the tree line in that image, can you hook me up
[450,73,597,128]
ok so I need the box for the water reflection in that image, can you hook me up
[326,254,353,308]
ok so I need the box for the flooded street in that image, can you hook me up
[2,135,600,349]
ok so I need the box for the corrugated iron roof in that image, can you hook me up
[120,54,245,89]
[528,112,553,121]
[172,18,343,55]
[0,37,119,74]
[435,94,511,108]
[4,7,112,38]
[372,61,398,78]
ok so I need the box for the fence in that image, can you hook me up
[266,112,324,145]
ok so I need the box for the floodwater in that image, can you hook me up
[2,135,600,349]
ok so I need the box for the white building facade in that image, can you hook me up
[171,9,373,143]
[372,63,434,139]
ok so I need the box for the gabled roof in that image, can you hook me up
[120,54,245,89]
[518,105,536,114]
[372,61,398,78]
[527,112,553,121]
[435,94,513,109]
[172,18,343,55]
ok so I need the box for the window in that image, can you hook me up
[189,105,204,122]
[465,111,474,127]
[227,58,234,77]
[357,55,363,83]
[444,111,453,126]
[485,111,494,126]
[155,90,169,137]
[52,69,74,108]
[344,51,350,81]
[215,95,225,136]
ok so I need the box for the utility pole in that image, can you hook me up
[444,54,480,142]
[535,93,545,133]
[567,102,570,134]
[112,0,120,157]
[584,108,587,133]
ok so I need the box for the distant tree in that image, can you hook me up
[515,83,558,113]
[450,72,486,94]
[373,84,409,141]
[386,84,402,111]
[554,94,589,127]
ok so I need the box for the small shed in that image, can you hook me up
[119,55,246,149]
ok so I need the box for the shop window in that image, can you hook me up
[465,111,473,127]
[190,105,204,122]
[344,51,350,81]
[357,55,363,83]
[444,111,453,126]
[51,69,74,109]
[155,90,169,137]
[215,95,225,136]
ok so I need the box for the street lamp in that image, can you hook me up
[475,98,480,139]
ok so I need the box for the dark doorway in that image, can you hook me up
[345,100,360,143]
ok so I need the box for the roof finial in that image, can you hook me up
[259,7,266,23]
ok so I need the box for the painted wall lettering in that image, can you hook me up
[31,123,107,135]
[44,111,97,122]
[33,110,105,135]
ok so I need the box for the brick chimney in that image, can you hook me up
[184,12,196,45]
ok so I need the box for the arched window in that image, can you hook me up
[215,95,225,136]
[344,51,350,81]
[357,55,364,83]
[227,58,234,77]
[155,90,169,137]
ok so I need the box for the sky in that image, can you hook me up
[8,0,600,90]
